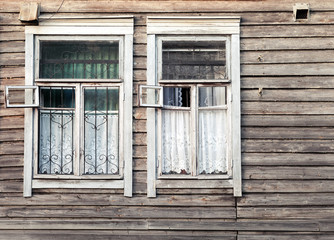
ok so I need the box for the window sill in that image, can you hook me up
[155,179,233,189]
[32,179,124,189]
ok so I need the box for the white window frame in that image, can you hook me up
[146,16,241,197]
[23,16,133,197]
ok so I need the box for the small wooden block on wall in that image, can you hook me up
[19,2,40,22]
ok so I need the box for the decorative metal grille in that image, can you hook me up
[84,87,119,175]
[38,87,75,174]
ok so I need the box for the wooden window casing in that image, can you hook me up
[23,17,134,197]
[146,16,241,197]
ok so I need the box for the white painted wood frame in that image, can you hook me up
[23,17,134,197]
[146,16,241,197]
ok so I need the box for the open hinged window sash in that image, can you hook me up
[138,85,163,107]
[5,86,39,108]
[157,36,231,83]
[34,35,124,82]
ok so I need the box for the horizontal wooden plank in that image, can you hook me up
[238,207,334,219]
[242,140,334,153]
[242,89,334,102]
[0,31,24,41]
[0,66,24,78]
[157,188,233,195]
[2,0,334,13]
[0,41,24,53]
[243,166,334,180]
[0,116,24,129]
[0,155,23,167]
[241,37,334,51]
[0,107,24,117]
[1,206,236,219]
[243,180,334,193]
[242,127,334,139]
[133,119,146,133]
[241,76,334,89]
[242,102,334,115]
[0,194,235,206]
[0,141,24,155]
[0,231,236,240]
[238,234,334,240]
[242,25,334,38]
[148,219,319,231]
[0,167,23,180]
[0,181,22,193]
[241,50,334,64]
[242,63,334,76]
[0,52,24,66]
[243,153,334,166]
[0,129,24,141]
[0,219,147,230]
[238,193,334,206]
[242,115,334,127]
[133,133,146,146]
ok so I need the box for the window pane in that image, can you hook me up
[163,87,190,107]
[162,41,226,80]
[199,86,226,107]
[38,87,75,174]
[198,110,227,175]
[84,87,119,175]
[40,41,119,79]
[161,110,191,175]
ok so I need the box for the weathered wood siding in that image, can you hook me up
[1,0,334,239]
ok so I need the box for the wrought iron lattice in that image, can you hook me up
[40,41,119,79]
[38,87,75,174]
[83,87,119,175]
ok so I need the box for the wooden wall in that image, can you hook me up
[1,0,334,239]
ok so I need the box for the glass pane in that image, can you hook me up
[40,41,119,79]
[161,110,191,175]
[163,87,190,107]
[38,87,75,175]
[198,110,227,175]
[162,41,226,80]
[40,87,75,108]
[84,87,119,175]
[199,87,226,107]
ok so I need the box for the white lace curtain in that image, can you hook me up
[161,87,227,175]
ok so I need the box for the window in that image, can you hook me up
[145,16,241,197]
[8,17,134,197]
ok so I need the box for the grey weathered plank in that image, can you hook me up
[0,116,24,129]
[242,63,334,76]
[0,41,25,53]
[241,76,334,89]
[241,50,334,64]
[238,207,334,219]
[0,154,23,167]
[2,206,236,219]
[242,115,334,127]
[0,66,25,78]
[241,37,334,51]
[243,166,334,180]
[0,181,22,193]
[0,129,24,141]
[238,234,334,240]
[148,219,319,231]
[0,141,24,155]
[238,193,334,206]
[241,89,334,102]
[242,127,334,139]
[0,52,25,66]
[0,167,23,180]
[242,140,334,153]
[242,102,334,115]
[0,194,235,206]
[243,180,334,193]
[243,153,334,166]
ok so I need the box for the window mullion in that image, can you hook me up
[191,85,197,176]
[75,83,82,176]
